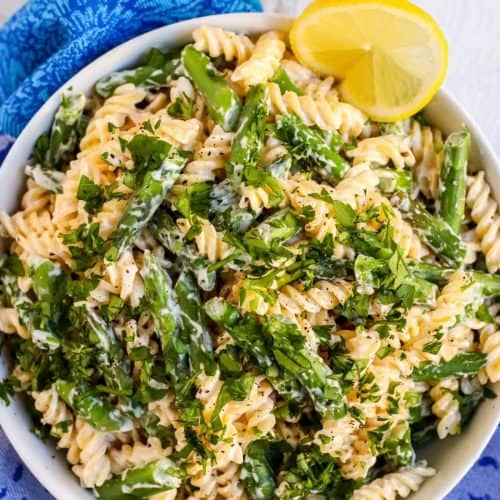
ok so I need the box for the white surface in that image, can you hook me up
[1,14,500,500]
[0,0,24,24]
[3,0,500,154]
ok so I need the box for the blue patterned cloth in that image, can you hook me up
[0,0,498,499]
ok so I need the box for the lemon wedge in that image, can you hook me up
[290,0,448,121]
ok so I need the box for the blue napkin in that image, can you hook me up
[0,1,498,499]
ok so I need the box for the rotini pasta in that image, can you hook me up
[222,376,276,449]
[267,81,367,138]
[479,303,500,383]
[70,417,115,488]
[0,307,29,338]
[430,379,461,439]
[109,436,169,474]
[33,386,74,432]
[193,25,254,65]
[347,135,416,170]
[281,59,338,101]
[352,461,436,500]
[177,217,231,263]
[79,83,149,160]
[33,388,114,488]
[171,125,233,195]
[20,179,54,215]
[466,171,500,273]
[89,249,145,308]
[53,157,122,234]
[231,31,286,88]
[0,207,70,265]
[314,415,360,463]
[339,430,377,480]
[403,118,444,199]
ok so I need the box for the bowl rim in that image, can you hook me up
[1,11,499,500]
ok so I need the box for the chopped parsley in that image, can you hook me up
[77,175,125,215]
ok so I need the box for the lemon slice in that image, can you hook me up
[290,0,448,121]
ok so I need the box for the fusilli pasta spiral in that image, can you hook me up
[430,379,461,439]
[466,171,500,273]
[403,119,444,199]
[109,436,169,474]
[281,59,338,101]
[193,25,254,65]
[232,31,286,88]
[79,83,149,159]
[89,249,145,308]
[347,135,416,170]
[352,461,436,500]
[172,125,233,195]
[0,208,70,265]
[0,307,29,338]
[479,303,500,383]
[267,81,366,138]
[177,218,231,263]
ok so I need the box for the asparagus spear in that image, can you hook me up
[142,251,185,375]
[8,260,63,350]
[25,164,65,193]
[399,197,466,266]
[374,168,413,194]
[265,316,346,419]
[209,179,258,232]
[205,299,269,365]
[471,271,500,297]
[56,380,133,432]
[275,113,350,184]
[204,298,305,404]
[86,306,121,360]
[86,307,132,396]
[266,154,292,180]
[413,353,487,381]
[408,260,500,297]
[182,45,241,131]
[150,210,217,291]
[242,439,291,500]
[227,83,268,187]
[438,130,471,233]
[95,457,184,499]
[34,89,86,172]
[243,208,302,258]
[210,173,283,234]
[174,270,216,375]
[106,137,187,260]
[49,91,86,170]
[407,261,454,284]
[271,67,304,95]
[96,48,181,98]
[209,179,238,214]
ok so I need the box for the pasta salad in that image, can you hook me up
[0,25,499,500]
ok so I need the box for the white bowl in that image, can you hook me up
[0,13,499,500]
